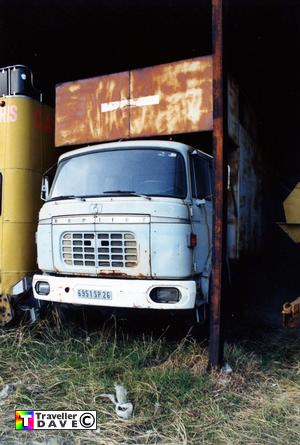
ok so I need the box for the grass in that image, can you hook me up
[0,315,300,445]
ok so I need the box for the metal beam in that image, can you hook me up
[208,0,227,369]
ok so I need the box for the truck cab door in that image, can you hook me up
[190,154,213,280]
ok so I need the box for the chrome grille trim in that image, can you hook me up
[61,232,138,268]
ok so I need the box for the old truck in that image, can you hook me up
[0,65,55,325]
[32,56,262,323]
[33,140,213,320]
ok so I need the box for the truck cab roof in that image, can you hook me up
[58,140,212,163]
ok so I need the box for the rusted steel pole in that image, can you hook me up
[208,0,227,369]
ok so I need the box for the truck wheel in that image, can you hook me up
[191,274,212,339]
[52,302,69,325]
[51,303,86,328]
[192,305,209,339]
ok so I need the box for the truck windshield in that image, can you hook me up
[49,148,187,200]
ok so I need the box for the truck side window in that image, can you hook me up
[192,156,211,199]
[208,160,214,197]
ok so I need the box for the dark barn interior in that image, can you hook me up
[1,0,300,328]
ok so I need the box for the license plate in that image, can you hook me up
[77,289,112,300]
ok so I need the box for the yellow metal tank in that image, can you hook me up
[0,66,55,324]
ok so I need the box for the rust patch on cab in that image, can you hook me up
[97,270,148,279]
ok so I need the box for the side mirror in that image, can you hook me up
[195,198,206,206]
[41,176,49,201]
[227,164,231,191]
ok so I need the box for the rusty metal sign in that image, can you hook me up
[55,56,213,147]
[55,72,130,146]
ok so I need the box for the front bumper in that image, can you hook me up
[33,274,196,310]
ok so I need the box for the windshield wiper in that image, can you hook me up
[49,191,152,201]
[78,194,106,199]
[103,190,151,200]
[48,195,82,202]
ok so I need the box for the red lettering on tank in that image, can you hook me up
[34,109,53,134]
[34,110,42,129]
[44,114,53,133]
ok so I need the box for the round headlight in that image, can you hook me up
[35,281,50,295]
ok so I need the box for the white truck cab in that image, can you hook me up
[33,140,213,317]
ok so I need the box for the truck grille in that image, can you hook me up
[61,232,138,268]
